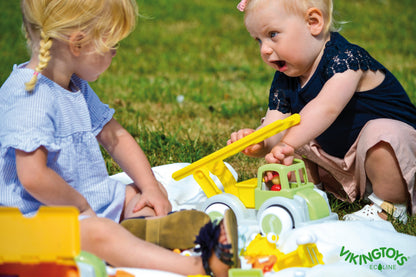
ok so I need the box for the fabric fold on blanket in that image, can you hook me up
[111,162,235,211]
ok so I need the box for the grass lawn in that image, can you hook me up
[0,0,415,235]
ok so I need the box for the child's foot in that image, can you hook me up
[120,209,211,249]
[343,193,408,223]
[195,209,239,277]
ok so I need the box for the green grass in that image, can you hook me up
[1,0,415,235]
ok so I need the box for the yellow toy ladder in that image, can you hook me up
[172,114,301,198]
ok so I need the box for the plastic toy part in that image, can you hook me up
[245,255,276,273]
[0,206,80,264]
[173,114,337,238]
[242,234,283,260]
[258,206,294,235]
[75,251,107,277]
[253,159,337,235]
[172,114,301,198]
[0,206,107,277]
[228,268,264,277]
[204,202,231,222]
[266,232,279,244]
[242,233,324,273]
[271,184,281,191]
[275,233,324,270]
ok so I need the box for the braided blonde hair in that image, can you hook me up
[25,31,52,91]
[21,0,138,91]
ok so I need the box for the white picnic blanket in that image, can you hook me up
[111,163,416,277]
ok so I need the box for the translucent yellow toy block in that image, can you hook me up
[0,206,80,264]
[172,114,301,198]
[0,206,81,276]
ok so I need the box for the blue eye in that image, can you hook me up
[256,38,262,45]
[270,32,278,38]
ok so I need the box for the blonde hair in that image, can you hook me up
[21,0,138,91]
[244,0,336,34]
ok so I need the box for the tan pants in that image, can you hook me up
[296,119,416,215]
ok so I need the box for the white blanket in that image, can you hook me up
[267,221,416,277]
[111,163,416,277]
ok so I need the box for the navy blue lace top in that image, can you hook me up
[268,32,416,158]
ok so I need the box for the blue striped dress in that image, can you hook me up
[0,64,125,222]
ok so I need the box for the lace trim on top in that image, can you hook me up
[269,87,291,113]
[323,35,385,79]
[268,33,386,113]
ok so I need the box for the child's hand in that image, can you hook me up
[265,142,294,165]
[228,128,265,157]
[80,206,97,217]
[133,184,172,216]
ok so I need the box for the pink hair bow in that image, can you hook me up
[237,0,248,12]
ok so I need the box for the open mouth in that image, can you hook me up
[271,60,287,71]
[276,60,286,69]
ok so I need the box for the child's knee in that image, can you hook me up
[366,141,395,161]
[80,217,113,246]
[358,118,412,160]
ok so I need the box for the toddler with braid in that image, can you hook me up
[0,1,238,275]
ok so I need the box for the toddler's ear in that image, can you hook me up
[305,8,325,36]
[69,32,86,56]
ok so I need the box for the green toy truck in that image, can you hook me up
[172,114,338,236]
[200,158,338,235]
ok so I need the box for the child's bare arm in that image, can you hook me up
[97,118,171,216]
[15,147,94,216]
[266,69,363,163]
[261,109,290,151]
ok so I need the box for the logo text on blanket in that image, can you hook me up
[340,246,409,272]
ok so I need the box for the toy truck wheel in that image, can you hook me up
[199,193,246,224]
[258,205,294,236]
[204,203,230,222]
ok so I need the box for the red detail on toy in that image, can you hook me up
[249,255,277,273]
[271,184,281,191]
[270,171,281,191]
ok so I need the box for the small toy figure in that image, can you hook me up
[268,172,282,191]
[242,232,324,273]
[242,233,282,273]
